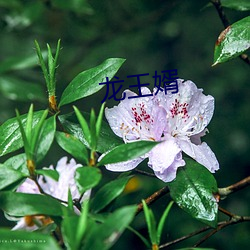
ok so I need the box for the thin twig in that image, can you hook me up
[136,186,169,215]
[134,169,156,178]
[211,0,250,66]
[193,216,250,247]
[218,176,250,198]
[218,206,235,218]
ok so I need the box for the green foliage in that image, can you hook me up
[213,16,250,65]
[221,0,250,11]
[59,58,126,107]
[83,205,137,250]
[75,167,102,194]
[0,192,66,216]
[168,159,218,227]
[91,176,132,213]
[97,140,158,166]
[0,228,60,250]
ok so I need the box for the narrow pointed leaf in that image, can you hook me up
[97,141,159,166]
[59,58,126,106]
[56,131,89,165]
[91,176,132,213]
[213,16,250,65]
[96,103,105,140]
[75,167,102,194]
[168,159,218,227]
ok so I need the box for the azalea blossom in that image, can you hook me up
[104,79,219,182]
[11,157,89,231]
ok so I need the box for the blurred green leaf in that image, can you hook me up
[168,159,218,227]
[213,16,250,65]
[97,141,158,166]
[221,0,250,11]
[176,248,216,250]
[0,228,60,250]
[36,116,56,162]
[91,176,132,213]
[59,112,123,153]
[0,76,46,102]
[0,111,44,157]
[52,0,93,14]
[75,167,102,194]
[56,131,89,165]
[0,191,65,216]
[59,58,126,107]
[0,51,47,74]
[0,164,27,190]
[83,205,137,250]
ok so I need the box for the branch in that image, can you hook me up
[218,176,250,199]
[136,186,169,215]
[134,169,156,178]
[210,0,250,66]
[193,216,250,247]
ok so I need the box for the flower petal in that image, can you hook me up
[148,138,185,182]
[16,178,40,194]
[155,79,214,137]
[105,87,167,142]
[105,157,145,172]
[179,139,219,173]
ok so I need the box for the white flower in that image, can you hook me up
[103,79,219,182]
[12,157,90,231]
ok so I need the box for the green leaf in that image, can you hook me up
[91,176,132,213]
[142,200,157,245]
[0,76,46,102]
[59,112,123,153]
[56,131,89,165]
[83,205,137,250]
[0,110,44,157]
[36,169,59,181]
[157,201,174,244]
[213,16,250,65]
[36,116,56,162]
[168,159,218,227]
[0,192,65,216]
[59,58,126,107]
[0,164,27,190]
[4,153,28,175]
[89,108,97,150]
[97,141,158,166]
[221,0,250,11]
[75,167,102,194]
[0,51,47,74]
[176,248,216,250]
[96,102,105,140]
[0,228,60,250]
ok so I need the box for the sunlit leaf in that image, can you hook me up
[213,16,250,65]
[168,159,218,227]
[59,58,125,106]
[221,0,250,11]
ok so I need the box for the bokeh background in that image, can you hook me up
[0,0,249,249]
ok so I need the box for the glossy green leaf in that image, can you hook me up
[0,228,60,250]
[213,16,250,65]
[97,141,158,166]
[221,0,250,11]
[4,153,28,175]
[0,111,44,157]
[176,248,216,250]
[59,113,123,153]
[91,176,132,213]
[0,76,46,102]
[36,116,56,162]
[0,164,27,190]
[83,205,137,250]
[59,58,126,106]
[36,169,59,181]
[168,159,218,227]
[0,192,65,216]
[56,131,89,165]
[75,167,102,194]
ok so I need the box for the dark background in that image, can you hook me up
[0,0,249,249]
